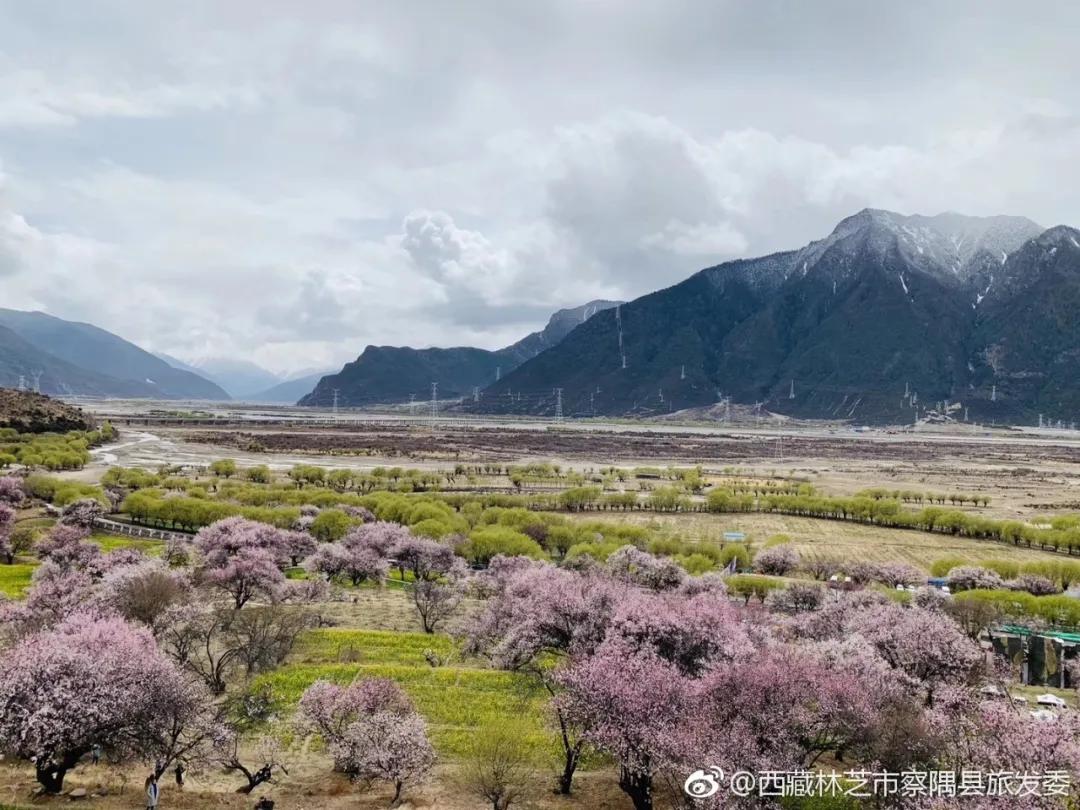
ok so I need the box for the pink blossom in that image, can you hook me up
[203,547,285,609]
[0,474,25,505]
[556,648,691,810]
[0,614,210,793]
[752,544,800,576]
[330,711,435,803]
[604,590,752,676]
[0,502,15,563]
[194,517,291,568]
[298,678,414,741]
[59,498,105,528]
[34,524,100,573]
[606,545,686,590]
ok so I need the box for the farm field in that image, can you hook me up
[0,564,33,598]
[578,512,1070,569]
[8,409,1080,810]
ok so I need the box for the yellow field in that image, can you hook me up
[568,512,1068,569]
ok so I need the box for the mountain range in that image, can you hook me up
[0,310,228,400]
[300,300,621,406]
[480,210,1080,423]
[5,208,1079,424]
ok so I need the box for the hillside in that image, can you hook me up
[0,325,162,398]
[174,357,281,399]
[243,372,335,404]
[482,210,1075,423]
[0,388,94,432]
[0,310,228,400]
[300,300,620,406]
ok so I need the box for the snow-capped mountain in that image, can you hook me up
[480,209,1080,423]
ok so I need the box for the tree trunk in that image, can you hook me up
[620,767,652,810]
[36,765,67,794]
[557,752,579,795]
[36,751,82,794]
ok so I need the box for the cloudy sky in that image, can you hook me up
[1,1,1078,375]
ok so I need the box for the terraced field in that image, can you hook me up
[254,627,553,759]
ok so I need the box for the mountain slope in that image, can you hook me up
[300,300,620,407]
[971,226,1080,421]
[0,389,94,433]
[0,325,160,398]
[0,310,228,400]
[243,372,335,404]
[484,210,1055,422]
[178,358,280,399]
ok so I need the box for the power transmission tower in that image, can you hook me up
[589,392,595,416]
[658,388,664,404]
[472,386,480,404]
[991,384,997,402]
[16,375,25,391]
[789,379,795,399]
[554,388,563,423]
[616,305,627,369]
[430,383,439,421]
[408,394,416,417]
[31,371,42,393]
[332,389,339,419]
[680,364,686,381]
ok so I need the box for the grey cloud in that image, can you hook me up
[0,1,1077,369]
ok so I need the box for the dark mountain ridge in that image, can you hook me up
[0,309,228,400]
[482,210,1076,424]
[300,300,621,406]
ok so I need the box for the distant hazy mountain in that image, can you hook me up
[178,358,282,399]
[154,352,206,378]
[242,371,334,403]
[300,300,621,406]
[482,210,1080,423]
[0,310,229,400]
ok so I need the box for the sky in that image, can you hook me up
[1,1,1078,376]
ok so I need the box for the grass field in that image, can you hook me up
[254,628,552,759]
[0,564,34,597]
[92,534,165,555]
[572,512,1069,569]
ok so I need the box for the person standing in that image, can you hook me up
[145,774,160,810]
[174,763,185,790]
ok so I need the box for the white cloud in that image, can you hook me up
[0,2,1077,373]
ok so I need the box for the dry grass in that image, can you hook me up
[576,512,1069,569]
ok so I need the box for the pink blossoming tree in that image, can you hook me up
[0,614,213,793]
